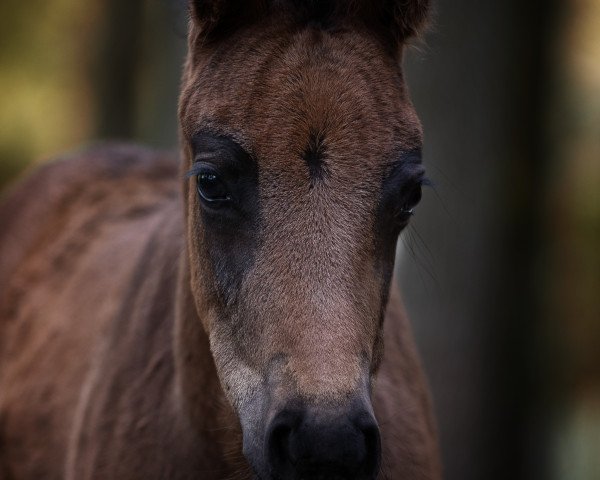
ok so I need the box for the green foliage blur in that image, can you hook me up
[0,0,186,189]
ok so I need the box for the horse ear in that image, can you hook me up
[374,0,431,42]
[188,0,266,40]
[187,1,430,44]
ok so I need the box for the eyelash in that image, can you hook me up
[186,163,206,179]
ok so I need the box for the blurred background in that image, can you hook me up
[0,0,598,479]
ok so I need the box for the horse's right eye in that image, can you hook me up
[197,171,230,203]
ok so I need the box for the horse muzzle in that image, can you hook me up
[258,398,381,480]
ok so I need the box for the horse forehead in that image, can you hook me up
[190,26,413,141]
[266,43,412,168]
[185,26,419,187]
[248,34,408,141]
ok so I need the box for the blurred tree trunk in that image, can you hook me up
[90,0,186,146]
[543,1,600,478]
[400,1,558,479]
[92,0,144,140]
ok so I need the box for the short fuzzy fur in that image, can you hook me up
[0,1,440,479]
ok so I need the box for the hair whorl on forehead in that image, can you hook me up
[189,0,431,44]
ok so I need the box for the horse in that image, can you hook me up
[0,1,441,478]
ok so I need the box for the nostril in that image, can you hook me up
[266,407,381,480]
[362,423,382,477]
[268,422,292,470]
[266,409,301,476]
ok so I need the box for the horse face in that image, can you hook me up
[179,3,428,478]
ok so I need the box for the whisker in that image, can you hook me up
[408,225,439,287]
[400,231,429,290]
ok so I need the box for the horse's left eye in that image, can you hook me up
[197,171,230,203]
[394,182,422,220]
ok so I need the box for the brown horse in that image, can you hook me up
[0,1,441,479]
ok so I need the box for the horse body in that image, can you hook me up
[1,2,441,479]
[0,147,191,478]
